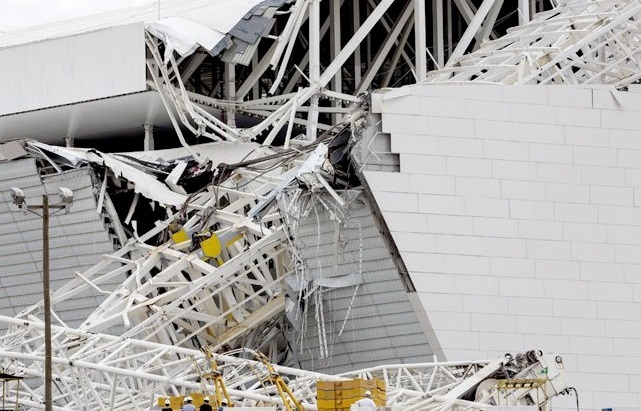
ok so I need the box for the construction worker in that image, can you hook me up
[199,397,213,411]
[217,397,228,411]
[181,396,196,411]
[161,399,173,411]
[354,390,376,409]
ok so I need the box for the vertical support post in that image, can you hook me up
[330,0,342,123]
[42,194,52,411]
[432,0,444,68]
[64,136,74,148]
[518,0,530,25]
[414,0,427,81]
[143,124,154,151]
[224,63,237,127]
[353,0,362,88]
[307,0,321,140]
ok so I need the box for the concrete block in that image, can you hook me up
[546,182,590,203]
[545,279,588,299]
[393,232,437,253]
[439,136,483,158]
[445,254,491,275]
[499,277,544,297]
[492,160,538,181]
[412,272,455,293]
[482,237,527,258]
[408,174,456,194]
[561,318,606,338]
[609,129,641,149]
[535,259,580,280]
[491,257,535,277]
[484,140,528,161]
[593,88,641,111]
[602,109,641,131]
[599,206,641,226]
[390,133,439,154]
[572,242,616,263]
[553,299,597,318]
[537,163,581,183]
[527,239,571,260]
[557,107,600,127]
[464,197,509,218]
[624,264,641,283]
[547,86,592,108]
[509,199,554,220]
[462,295,508,314]
[516,315,561,334]
[373,191,419,212]
[419,96,468,118]
[590,186,634,206]
[417,292,463,312]
[580,262,625,282]
[529,143,573,164]
[385,212,428,233]
[412,84,502,101]
[575,146,617,167]
[473,217,518,237]
[383,95,421,115]
[598,301,641,320]
[399,154,446,174]
[503,85,548,104]
[479,332,525,351]
[636,189,641,207]
[475,121,564,144]
[455,177,500,198]
[435,234,483,255]
[427,215,473,235]
[501,180,546,200]
[523,334,570,353]
[608,226,641,245]
[555,203,598,223]
[426,311,471,330]
[625,169,641,187]
[418,194,465,215]
[430,117,475,138]
[446,157,492,177]
[403,252,444,273]
[605,319,641,339]
[519,123,565,144]
[508,296,553,316]
[613,335,641,356]
[518,219,563,240]
[362,171,410,192]
[565,125,609,147]
[382,113,429,134]
[589,281,633,302]
[618,148,641,169]
[470,313,516,333]
[563,222,606,243]
[434,330,479,349]
[616,245,641,264]
[582,166,625,186]
[510,103,558,124]
[466,100,513,121]
[454,275,500,296]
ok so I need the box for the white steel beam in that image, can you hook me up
[414,0,428,81]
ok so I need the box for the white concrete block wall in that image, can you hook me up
[365,84,641,410]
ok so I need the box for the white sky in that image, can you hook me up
[0,0,156,30]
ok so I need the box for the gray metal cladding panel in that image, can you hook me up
[292,192,432,374]
[0,163,125,328]
[0,23,146,115]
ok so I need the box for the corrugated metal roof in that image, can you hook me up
[292,192,433,374]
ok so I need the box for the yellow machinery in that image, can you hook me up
[317,378,386,411]
[254,351,304,411]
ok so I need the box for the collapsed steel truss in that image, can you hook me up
[0,0,615,409]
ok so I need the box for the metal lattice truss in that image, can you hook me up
[427,0,641,85]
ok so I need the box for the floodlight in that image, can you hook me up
[10,187,25,206]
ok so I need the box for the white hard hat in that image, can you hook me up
[365,390,371,397]
[203,397,210,403]
[164,400,170,406]
[221,398,228,404]
[184,396,192,403]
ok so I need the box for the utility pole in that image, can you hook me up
[9,187,74,411]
